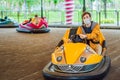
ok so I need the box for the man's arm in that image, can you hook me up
[86,24,100,40]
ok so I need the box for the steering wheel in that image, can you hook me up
[70,34,85,43]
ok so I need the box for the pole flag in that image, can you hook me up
[64,0,74,25]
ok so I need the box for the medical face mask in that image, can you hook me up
[83,18,91,25]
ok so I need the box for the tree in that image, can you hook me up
[102,0,107,18]
[90,0,95,11]
[53,0,58,9]
[102,0,112,18]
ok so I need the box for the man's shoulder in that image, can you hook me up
[92,21,98,25]
[91,21,99,29]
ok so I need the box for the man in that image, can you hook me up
[31,15,48,29]
[31,14,40,26]
[78,12,102,55]
[62,12,105,55]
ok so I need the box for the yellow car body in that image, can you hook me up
[52,43,103,65]
[42,28,110,80]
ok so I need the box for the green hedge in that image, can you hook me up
[101,19,114,24]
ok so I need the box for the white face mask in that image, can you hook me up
[83,18,91,25]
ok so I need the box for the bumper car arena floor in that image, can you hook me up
[0,28,120,80]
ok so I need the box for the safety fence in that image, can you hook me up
[0,10,120,27]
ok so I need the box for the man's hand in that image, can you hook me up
[68,39,72,43]
[79,34,87,39]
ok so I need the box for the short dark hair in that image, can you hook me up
[35,14,38,17]
[82,12,91,19]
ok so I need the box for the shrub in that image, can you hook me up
[101,19,114,24]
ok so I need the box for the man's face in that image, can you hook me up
[83,14,91,20]
[82,14,91,26]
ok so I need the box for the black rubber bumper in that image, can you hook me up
[42,56,111,80]
[0,22,18,28]
[16,28,31,33]
[0,25,18,28]
[16,28,50,33]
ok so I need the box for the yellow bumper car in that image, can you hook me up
[42,28,111,80]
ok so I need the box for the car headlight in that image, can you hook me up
[85,46,96,54]
[56,46,64,53]
[60,46,64,50]
[80,57,86,63]
[56,56,62,62]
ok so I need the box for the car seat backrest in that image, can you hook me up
[68,28,78,39]
[57,28,78,47]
